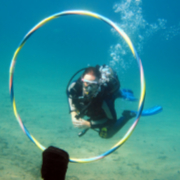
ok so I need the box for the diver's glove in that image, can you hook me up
[120,89,137,101]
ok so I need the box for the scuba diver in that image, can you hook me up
[66,65,162,138]
[67,65,139,138]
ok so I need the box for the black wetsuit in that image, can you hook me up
[68,78,135,138]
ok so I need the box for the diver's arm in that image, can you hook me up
[68,97,76,112]
[67,82,77,113]
[70,111,78,122]
[68,96,90,129]
[68,100,79,126]
[68,82,90,129]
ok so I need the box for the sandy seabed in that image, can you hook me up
[0,75,180,180]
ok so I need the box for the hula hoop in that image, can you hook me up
[9,10,146,163]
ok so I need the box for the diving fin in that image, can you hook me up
[131,105,163,116]
[121,89,138,101]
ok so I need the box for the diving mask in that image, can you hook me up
[81,78,100,97]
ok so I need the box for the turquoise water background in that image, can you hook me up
[0,0,180,179]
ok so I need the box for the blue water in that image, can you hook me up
[0,0,180,179]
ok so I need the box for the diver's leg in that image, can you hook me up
[99,110,136,139]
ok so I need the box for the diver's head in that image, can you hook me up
[82,67,101,98]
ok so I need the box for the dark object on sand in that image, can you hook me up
[41,146,69,180]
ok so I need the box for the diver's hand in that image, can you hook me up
[71,111,91,129]
[73,118,91,129]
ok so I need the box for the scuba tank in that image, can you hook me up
[98,65,120,95]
